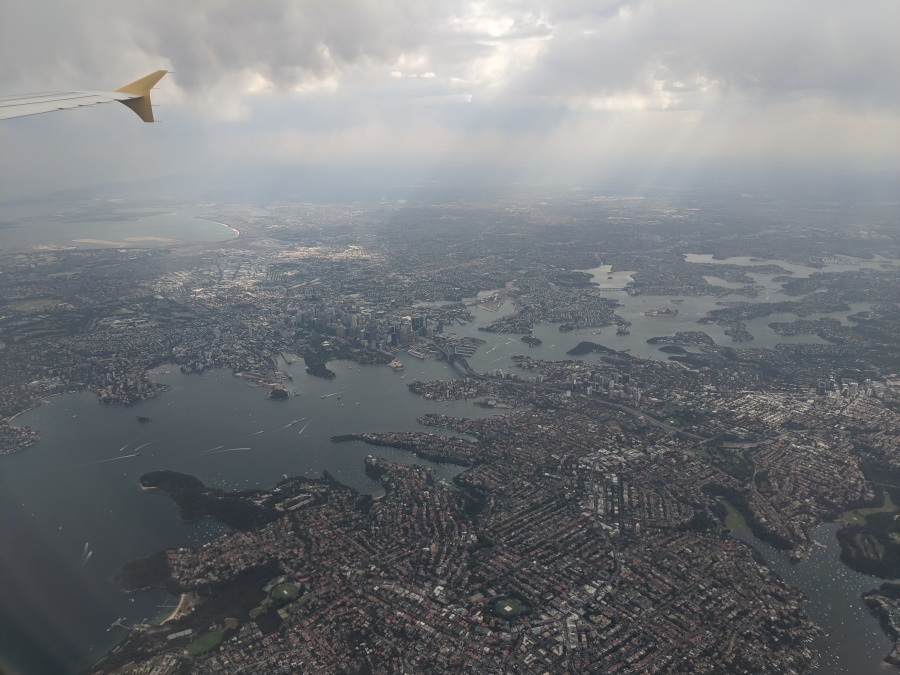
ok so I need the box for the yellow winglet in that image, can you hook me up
[114,70,168,122]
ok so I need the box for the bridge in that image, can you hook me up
[448,352,482,377]
[429,342,482,378]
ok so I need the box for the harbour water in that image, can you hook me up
[734,524,894,674]
[683,253,899,278]
[450,256,883,368]
[0,358,491,675]
[1,255,896,674]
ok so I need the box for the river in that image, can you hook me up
[734,524,895,674]
[449,255,886,367]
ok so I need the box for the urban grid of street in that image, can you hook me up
[1,192,899,673]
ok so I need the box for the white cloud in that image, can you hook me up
[1,0,898,197]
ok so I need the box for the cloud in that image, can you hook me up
[3,0,897,111]
[506,0,900,112]
[1,0,898,199]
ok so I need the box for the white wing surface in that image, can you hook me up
[0,71,167,123]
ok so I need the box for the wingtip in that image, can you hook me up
[114,70,168,122]
[114,70,168,97]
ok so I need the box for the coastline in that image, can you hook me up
[7,405,40,423]
[193,217,241,240]
[162,592,189,624]
[4,380,170,456]
[3,397,53,454]
[7,392,62,423]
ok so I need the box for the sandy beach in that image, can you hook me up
[193,217,240,239]
[162,592,190,624]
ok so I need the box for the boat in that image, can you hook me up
[641,307,679,317]
[388,359,405,371]
[408,347,428,359]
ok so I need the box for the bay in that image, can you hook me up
[0,210,238,250]
[735,524,895,674]
[0,357,493,675]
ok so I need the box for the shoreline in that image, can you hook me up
[193,217,241,240]
[162,592,188,624]
[6,376,171,437]
[7,392,64,423]
[7,405,40,424]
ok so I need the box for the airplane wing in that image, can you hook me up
[0,70,168,123]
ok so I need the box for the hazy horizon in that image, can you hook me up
[2,0,899,203]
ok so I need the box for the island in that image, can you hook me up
[566,340,616,356]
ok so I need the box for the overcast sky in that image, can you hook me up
[1,0,899,200]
